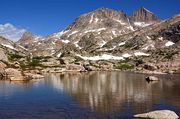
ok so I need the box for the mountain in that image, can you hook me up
[0,36,28,54]
[94,14,179,73]
[15,7,180,73]
[17,7,160,56]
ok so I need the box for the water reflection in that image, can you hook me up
[45,72,180,114]
[0,72,180,118]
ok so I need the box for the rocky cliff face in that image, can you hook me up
[129,7,160,28]
[129,7,160,23]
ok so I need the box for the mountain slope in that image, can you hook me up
[14,8,180,73]
[17,7,160,56]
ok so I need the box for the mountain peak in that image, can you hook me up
[17,32,35,44]
[129,7,160,23]
[93,7,125,15]
[65,7,127,31]
[140,7,153,14]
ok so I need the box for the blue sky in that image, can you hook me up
[0,0,179,37]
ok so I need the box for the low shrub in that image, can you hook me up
[115,63,134,70]
[8,53,24,61]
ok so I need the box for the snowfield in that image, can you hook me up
[1,44,17,50]
[134,52,150,56]
[76,52,150,61]
[76,54,124,61]
[61,40,70,44]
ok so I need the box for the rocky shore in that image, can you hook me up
[1,53,179,82]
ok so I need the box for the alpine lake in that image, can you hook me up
[0,71,180,119]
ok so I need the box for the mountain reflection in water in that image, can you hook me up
[0,71,180,119]
[45,72,180,114]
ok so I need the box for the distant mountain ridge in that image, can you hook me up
[17,7,161,55]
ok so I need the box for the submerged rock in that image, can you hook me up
[134,110,179,119]
[145,76,159,81]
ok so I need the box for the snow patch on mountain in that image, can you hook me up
[134,52,150,56]
[89,14,94,23]
[142,44,154,50]
[118,42,126,46]
[122,53,131,58]
[143,7,153,14]
[61,40,70,44]
[1,44,17,50]
[99,40,107,47]
[146,36,151,39]
[84,28,106,33]
[67,31,78,37]
[57,52,62,57]
[76,54,124,61]
[95,18,99,22]
[127,26,135,31]
[52,41,56,45]
[165,41,175,47]
[74,41,82,49]
[112,31,117,36]
[158,37,163,41]
[134,22,151,27]
[55,30,70,38]
[114,19,126,25]
[18,45,28,51]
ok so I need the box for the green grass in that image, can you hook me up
[123,43,133,49]
[8,53,24,61]
[163,52,177,59]
[115,63,134,70]
[157,50,178,60]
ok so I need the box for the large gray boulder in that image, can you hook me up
[145,76,159,81]
[134,110,179,119]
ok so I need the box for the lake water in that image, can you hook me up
[0,71,180,119]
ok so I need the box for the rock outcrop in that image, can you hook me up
[0,48,8,62]
[66,64,86,71]
[145,76,159,81]
[5,68,25,81]
[134,110,179,119]
[129,7,160,23]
